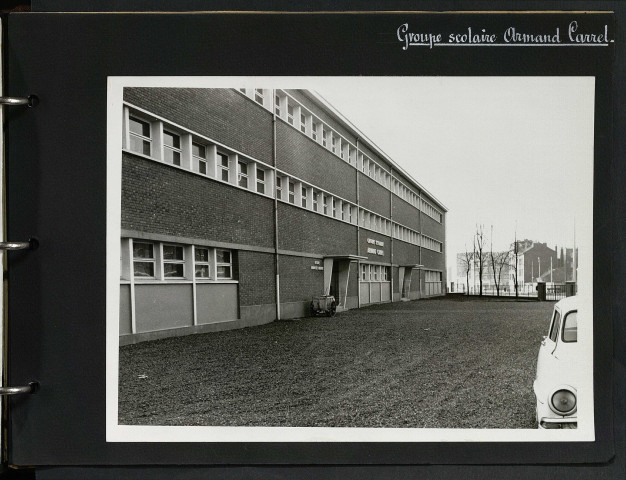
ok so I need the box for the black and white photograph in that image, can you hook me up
[106,76,594,442]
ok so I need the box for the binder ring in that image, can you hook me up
[0,382,38,396]
[0,240,34,251]
[0,95,38,107]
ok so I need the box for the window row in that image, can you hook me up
[358,152,391,188]
[125,107,274,197]
[276,176,360,224]
[360,209,392,236]
[360,264,391,282]
[124,106,443,252]
[393,224,420,246]
[392,178,443,223]
[121,238,233,281]
[424,270,443,283]
[239,88,443,223]
[421,235,443,253]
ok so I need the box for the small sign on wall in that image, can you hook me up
[311,265,323,271]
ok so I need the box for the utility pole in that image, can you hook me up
[538,257,541,281]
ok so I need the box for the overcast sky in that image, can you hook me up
[313,77,595,279]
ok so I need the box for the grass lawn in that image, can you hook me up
[118,298,554,428]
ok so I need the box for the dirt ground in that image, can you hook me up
[118,297,554,428]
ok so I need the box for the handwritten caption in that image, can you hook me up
[397,21,610,49]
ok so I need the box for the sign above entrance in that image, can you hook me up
[367,238,385,247]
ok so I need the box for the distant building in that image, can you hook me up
[455,239,577,294]
[512,240,557,285]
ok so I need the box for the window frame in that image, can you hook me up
[254,88,264,105]
[562,310,578,343]
[288,181,295,204]
[128,115,152,156]
[162,244,185,279]
[194,246,212,280]
[256,167,266,194]
[218,152,230,182]
[237,160,249,188]
[549,309,562,343]
[192,141,208,175]
[163,129,182,166]
[132,241,156,279]
[216,249,233,279]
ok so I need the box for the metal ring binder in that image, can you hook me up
[0,241,32,250]
[0,95,38,107]
[0,382,38,396]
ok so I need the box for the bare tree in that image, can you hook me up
[512,227,520,298]
[490,250,511,296]
[460,245,474,295]
[474,224,486,296]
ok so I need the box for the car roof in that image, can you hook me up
[555,295,578,312]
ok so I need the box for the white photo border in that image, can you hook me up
[106,76,594,442]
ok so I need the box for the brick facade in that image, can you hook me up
[359,173,391,217]
[278,255,325,302]
[122,153,275,248]
[119,87,447,343]
[125,88,274,164]
[238,251,276,306]
[277,203,357,255]
[276,121,357,202]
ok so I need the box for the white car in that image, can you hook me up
[533,296,579,429]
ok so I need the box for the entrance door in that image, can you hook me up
[329,262,339,301]
[402,269,412,299]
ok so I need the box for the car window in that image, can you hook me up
[562,310,578,342]
[549,310,561,343]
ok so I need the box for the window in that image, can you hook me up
[218,153,229,182]
[361,264,367,281]
[288,181,295,204]
[276,176,283,198]
[287,104,294,125]
[192,142,207,175]
[163,130,181,166]
[301,186,307,208]
[373,265,379,281]
[312,191,318,211]
[300,113,307,133]
[195,247,211,279]
[163,245,185,278]
[275,94,281,115]
[256,168,266,194]
[216,249,232,279]
[331,197,336,217]
[129,116,151,155]
[312,122,318,141]
[323,195,328,215]
[254,89,264,105]
[322,128,327,147]
[133,242,155,278]
[331,135,337,154]
[549,310,562,342]
[237,161,248,188]
[562,311,578,342]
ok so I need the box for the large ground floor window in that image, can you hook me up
[359,263,391,305]
[424,270,443,296]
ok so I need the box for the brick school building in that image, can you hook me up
[119,88,447,344]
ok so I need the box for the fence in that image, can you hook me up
[455,283,571,299]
